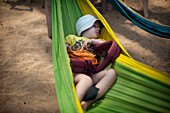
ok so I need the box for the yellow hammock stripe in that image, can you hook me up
[69,57,84,113]
[76,0,170,84]
[76,0,131,58]
[117,54,170,85]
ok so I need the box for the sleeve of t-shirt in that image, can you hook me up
[65,35,75,45]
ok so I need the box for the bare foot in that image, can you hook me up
[81,100,93,111]
[81,101,89,111]
[81,101,93,111]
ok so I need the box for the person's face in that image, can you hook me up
[82,21,101,39]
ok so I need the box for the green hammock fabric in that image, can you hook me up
[52,0,80,112]
[52,0,170,113]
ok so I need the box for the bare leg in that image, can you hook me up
[81,69,117,111]
[74,74,93,102]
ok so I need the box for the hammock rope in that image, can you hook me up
[108,0,170,38]
[52,0,170,112]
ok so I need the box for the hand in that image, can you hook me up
[83,40,92,50]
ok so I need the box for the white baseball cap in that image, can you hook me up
[76,14,103,36]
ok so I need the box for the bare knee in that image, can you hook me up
[107,68,117,81]
[79,75,93,86]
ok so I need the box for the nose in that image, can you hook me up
[96,27,100,31]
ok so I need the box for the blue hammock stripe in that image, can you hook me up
[108,0,170,38]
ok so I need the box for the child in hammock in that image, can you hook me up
[65,14,117,111]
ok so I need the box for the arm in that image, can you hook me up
[83,39,105,50]
[65,44,70,53]
[90,39,105,45]
[66,44,69,48]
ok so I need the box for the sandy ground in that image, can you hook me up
[103,0,170,74]
[0,0,59,113]
[0,0,169,113]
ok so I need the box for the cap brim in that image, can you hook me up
[78,19,104,36]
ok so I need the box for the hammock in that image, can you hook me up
[52,0,170,113]
[108,0,170,38]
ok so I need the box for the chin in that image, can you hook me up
[93,35,98,39]
[92,37,98,39]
